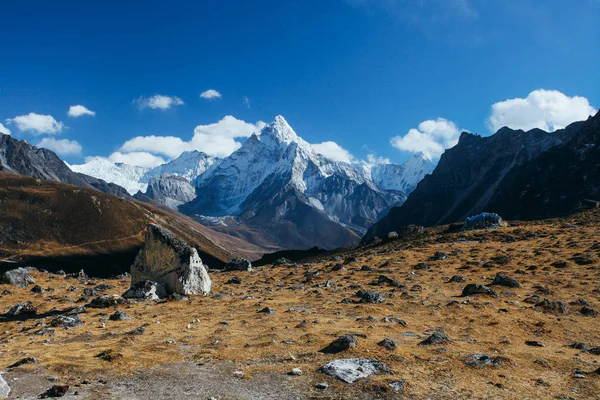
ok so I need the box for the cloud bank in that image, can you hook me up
[7,113,64,135]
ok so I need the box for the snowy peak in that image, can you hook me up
[71,157,148,195]
[142,150,217,182]
[258,115,310,150]
[369,152,435,193]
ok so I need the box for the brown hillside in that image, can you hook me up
[0,172,264,272]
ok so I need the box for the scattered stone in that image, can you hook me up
[83,288,97,297]
[34,328,55,336]
[534,358,551,368]
[30,285,43,293]
[569,342,588,351]
[40,384,69,398]
[447,275,466,283]
[465,354,505,368]
[491,273,520,288]
[377,338,397,350]
[8,357,38,369]
[389,379,407,392]
[419,332,452,346]
[525,340,544,347]
[431,251,448,261]
[225,276,242,285]
[571,253,595,265]
[6,301,37,316]
[288,368,302,376]
[123,280,166,300]
[109,310,129,321]
[355,289,384,303]
[332,263,345,271]
[258,307,275,314]
[321,334,358,353]
[573,373,586,379]
[579,307,598,317]
[0,267,35,288]
[224,258,252,272]
[360,265,374,272]
[588,347,600,355]
[376,275,403,288]
[535,298,569,314]
[50,315,83,328]
[128,326,146,335]
[413,263,429,270]
[88,294,127,308]
[128,224,212,296]
[320,358,391,383]
[387,231,399,239]
[461,284,498,297]
[315,382,328,390]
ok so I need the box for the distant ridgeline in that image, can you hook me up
[363,111,600,243]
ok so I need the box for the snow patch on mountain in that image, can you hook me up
[70,157,149,194]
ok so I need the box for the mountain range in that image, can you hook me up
[72,116,435,250]
[363,110,600,242]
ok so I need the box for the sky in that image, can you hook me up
[0,0,598,167]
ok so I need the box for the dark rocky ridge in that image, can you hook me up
[363,112,599,242]
[0,133,130,198]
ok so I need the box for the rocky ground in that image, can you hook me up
[1,210,600,399]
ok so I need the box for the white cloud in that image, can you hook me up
[243,96,251,108]
[366,153,390,165]
[488,89,596,132]
[68,105,95,118]
[190,115,265,157]
[7,112,64,135]
[390,118,461,159]
[313,141,356,163]
[200,89,222,100]
[113,115,265,160]
[135,94,184,110]
[119,135,189,159]
[38,138,82,156]
[0,122,11,135]
[106,151,166,168]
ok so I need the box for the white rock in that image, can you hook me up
[126,224,211,296]
[0,374,10,398]
[320,358,391,383]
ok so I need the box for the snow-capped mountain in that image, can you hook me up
[68,115,433,249]
[182,116,425,249]
[70,158,149,195]
[367,152,435,193]
[142,150,217,182]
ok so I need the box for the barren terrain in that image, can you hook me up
[1,210,600,399]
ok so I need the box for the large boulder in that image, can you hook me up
[0,267,35,288]
[0,374,10,398]
[463,212,508,230]
[224,258,252,271]
[126,224,211,296]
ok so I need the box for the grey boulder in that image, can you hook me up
[320,358,391,383]
[0,267,35,288]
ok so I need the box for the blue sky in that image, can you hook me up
[0,0,598,166]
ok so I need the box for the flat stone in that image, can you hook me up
[320,358,391,383]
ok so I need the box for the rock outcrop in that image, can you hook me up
[0,268,35,288]
[126,224,211,296]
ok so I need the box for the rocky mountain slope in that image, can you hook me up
[0,173,265,273]
[363,112,598,242]
[0,133,131,198]
[182,116,432,249]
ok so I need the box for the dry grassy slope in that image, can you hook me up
[0,172,265,264]
[1,209,599,399]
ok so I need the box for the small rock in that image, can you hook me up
[30,285,43,293]
[288,368,302,376]
[8,357,38,369]
[525,340,544,347]
[128,326,146,335]
[0,375,9,398]
[461,284,498,297]
[258,307,275,314]
[88,294,127,308]
[419,332,452,346]
[579,307,598,317]
[491,273,520,288]
[225,276,242,285]
[447,275,466,283]
[431,251,448,261]
[6,301,37,317]
[377,338,397,350]
[320,334,358,353]
[355,289,384,303]
[122,281,166,300]
[465,354,504,368]
[315,382,328,390]
[109,310,129,321]
[389,379,407,392]
[272,258,292,266]
[40,384,69,398]
[50,315,83,328]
